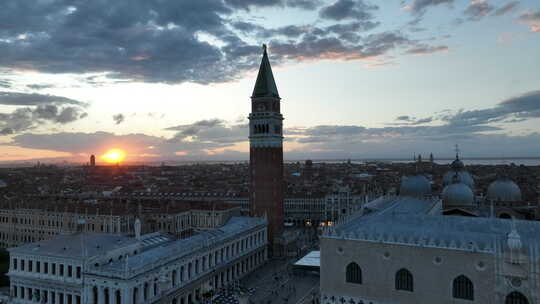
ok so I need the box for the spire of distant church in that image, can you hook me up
[252,44,280,99]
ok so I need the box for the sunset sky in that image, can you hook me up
[1,0,540,163]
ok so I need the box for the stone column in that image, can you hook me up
[48,290,54,304]
[98,287,105,304]
[63,292,68,304]
[55,291,61,304]
[108,288,114,304]
[87,287,94,304]
[122,288,132,304]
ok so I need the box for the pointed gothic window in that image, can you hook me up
[505,291,529,304]
[453,275,474,301]
[345,262,362,284]
[395,268,413,292]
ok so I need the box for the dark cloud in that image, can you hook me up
[113,114,125,125]
[493,1,519,16]
[0,128,13,135]
[519,9,540,32]
[286,0,323,10]
[165,119,248,144]
[406,45,448,55]
[396,115,411,121]
[0,79,11,88]
[0,104,86,135]
[235,21,380,45]
[26,84,56,90]
[408,0,454,14]
[464,0,494,21]
[0,1,447,84]
[0,0,256,84]
[223,0,322,10]
[0,92,86,106]
[393,116,433,125]
[319,0,378,21]
[441,90,540,127]
[223,0,282,9]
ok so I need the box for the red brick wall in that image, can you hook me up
[249,146,284,244]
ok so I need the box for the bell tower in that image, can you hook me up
[249,45,284,247]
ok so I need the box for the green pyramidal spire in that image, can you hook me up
[252,44,280,99]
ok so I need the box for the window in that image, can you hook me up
[345,262,362,284]
[44,262,48,274]
[453,275,474,301]
[395,268,414,292]
[506,291,529,304]
[76,266,81,279]
[13,258,17,270]
[68,265,72,277]
[36,261,40,273]
[60,264,64,276]
[52,263,56,275]
[28,260,33,272]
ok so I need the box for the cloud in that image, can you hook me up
[406,45,449,55]
[396,115,411,121]
[407,0,454,14]
[0,1,450,84]
[269,31,414,62]
[441,90,540,126]
[464,0,494,21]
[0,104,86,135]
[519,9,540,32]
[165,119,248,144]
[3,90,540,159]
[0,79,11,88]
[393,116,434,125]
[223,0,321,10]
[319,0,378,21]
[26,84,56,90]
[5,130,245,160]
[113,113,125,125]
[0,92,86,106]
[493,1,519,16]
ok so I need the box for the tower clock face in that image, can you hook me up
[257,103,266,111]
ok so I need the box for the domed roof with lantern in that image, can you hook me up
[400,174,431,198]
[442,173,474,207]
[443,147,474,190]
[486,173,522,202]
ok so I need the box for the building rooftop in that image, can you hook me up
[93,216,265,277]
[8,232,139,259]
[330,206,540,254]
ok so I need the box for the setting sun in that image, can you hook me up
[101,148,126,164]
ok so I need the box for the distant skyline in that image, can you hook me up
[1,0,540,162]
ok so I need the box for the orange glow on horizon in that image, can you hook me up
[101,148,126,164]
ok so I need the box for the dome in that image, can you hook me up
[450,158,464,170]
[442,183,474,207]
[443,170,474,190]
[486,177,522,202]
[400,175,431,198]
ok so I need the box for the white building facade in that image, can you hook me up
[8,216,267,304]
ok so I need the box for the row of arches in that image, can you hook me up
[253,124,270,134]
[345,263,529,303]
